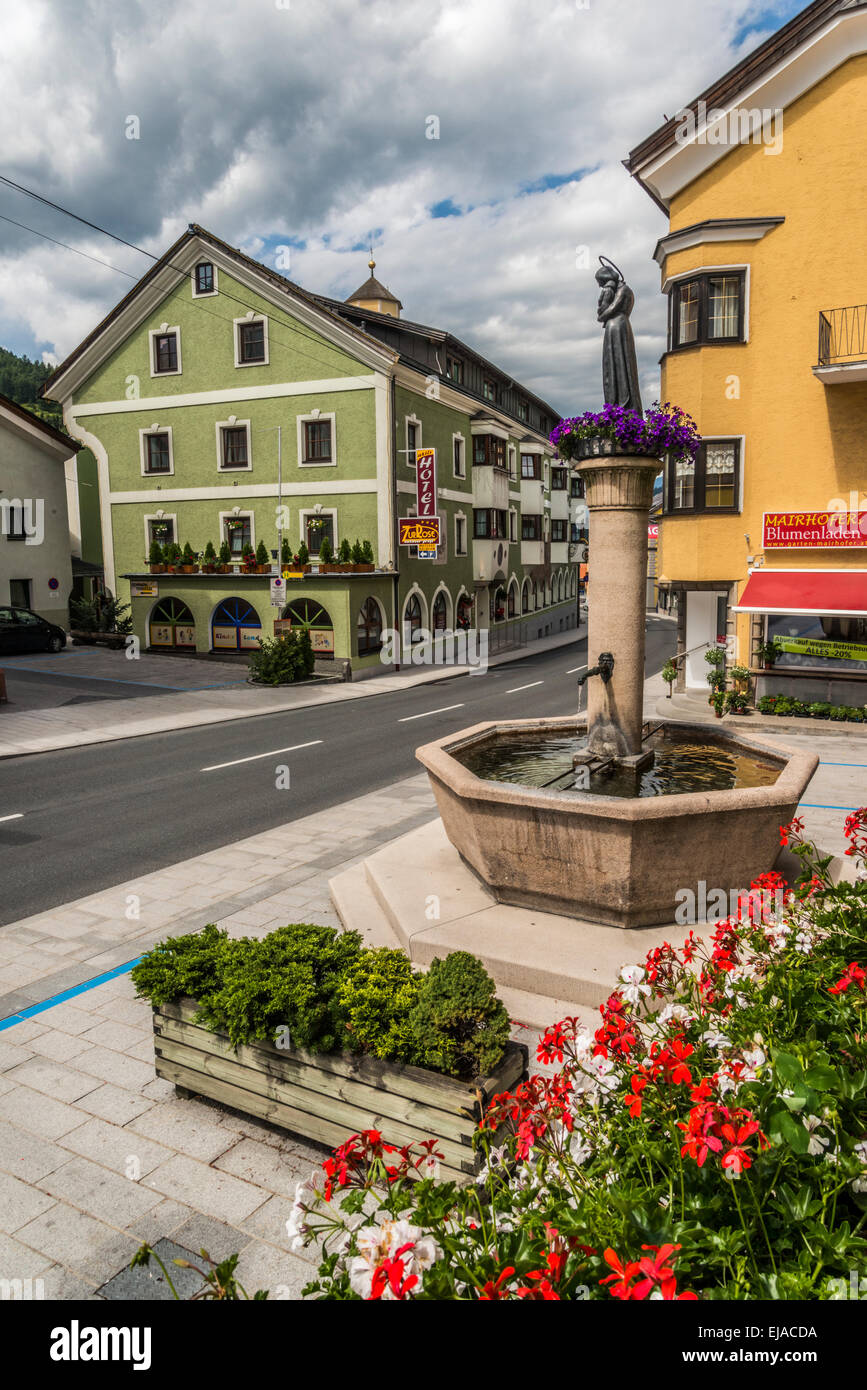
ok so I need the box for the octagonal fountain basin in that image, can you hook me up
[415,718,819,929]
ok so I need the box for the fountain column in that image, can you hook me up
[575,452,660,762]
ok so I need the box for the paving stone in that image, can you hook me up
[0,1020,47,1045]
[59,1117,172,1179]
[15,1203,139,1283]
[29,1003,97,1036]
[73,1083,154,1126]
[27,1030,96,1064]
[170,1213,252,1263]
[0,1120,70,1182]
[73,1046,155,1091]
[0,1231,55,1282]
[126,1199,193,1248]
[80,1020,148,1053]
[124,1038,157,1064]
[0,1170,56,1233]
[37,1263,102,1299]
[3,1058,99,1104]
[0,1039,34,1072]
[128,1100,237,1163]
[97,998,153,1029]
[239,1193,320,1266]
[36,1156,164,1227]
[144,1155,269,1224]
[233,1239,314,1300]
[140,1078,174,1103]
[213,1138,311,1197]
[0,1084,87,1141]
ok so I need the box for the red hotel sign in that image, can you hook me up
[763,511,867,549]
[416,447,437,517]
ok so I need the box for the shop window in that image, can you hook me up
[432,592,448,631]
[211,597,262,652]
[404,593,424,643]
[150,597,196,649]
[357,596,383,655]
[283,597,334,659]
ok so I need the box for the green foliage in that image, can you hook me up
[337,538,352,564]
[219,539,231,566]
[255,539,270,566]
[0,345,61,421]
[203,540,217,563]
[757,640,779,666]
[181,541,197,564]
[147,540,163,565]
[661,660,677,688]
[351,538,365,564]
[281,537,292,564]
[318,533,334,563]
[729,664,751,682]
[131,1243,268,1300]
[360,540,374,564]
[248,630,315,685]
[409,951,511,1080]
[242,541,255,560]
[725,689,750,713]
[757,694,865,723]
[297,541,310,566]
[339,949,424,1062]
[133,925,510,1078]
[69,593,133,634]
[164,542,181,566]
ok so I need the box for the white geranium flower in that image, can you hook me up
[803,1114,830,1156]
[619,964,650,1007]
[348,1218,442,1300]
[659,1002,692,1026]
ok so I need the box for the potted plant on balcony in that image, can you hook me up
[163,542,181,574]
[201,540,217,574]
[757,640,779,671]
[318,533,336,572]
[148,540,165,574]
[218,540,232,573]
[241,541,257,573]
[336,538,353,572]
[296,541,310,574]
[281,537,292,567]
[180,542,199,574]
[351,538,374,572]
[360,539,375,570]
[255,540,272,574]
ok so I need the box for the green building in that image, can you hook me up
[42,226,585,674]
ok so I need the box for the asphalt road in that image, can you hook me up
[0,619,676,925]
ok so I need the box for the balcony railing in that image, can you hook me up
[818,304,867,365]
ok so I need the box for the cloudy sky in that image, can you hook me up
[0,0,803,413]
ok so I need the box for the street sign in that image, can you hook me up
[416,447,437,518]
[131,580,158,598]
[417,548,437,559]
[399,517,440,548]
[270,576,285,607]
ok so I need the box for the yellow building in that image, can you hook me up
[627,0,867,705]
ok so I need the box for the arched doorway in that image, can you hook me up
[357,596,383,656]
[149,597,196,649]
[212,597,262,652]
[522,579,530,614]
[432,591,449,632]
[456,593,473,630]
[283,597,334,658]
[403,592,425,644]
[507,580,518,618]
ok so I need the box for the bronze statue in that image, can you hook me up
[596,256,643,415]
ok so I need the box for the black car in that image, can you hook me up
[0,606,67,654]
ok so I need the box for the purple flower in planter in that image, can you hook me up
[550,401,701,464]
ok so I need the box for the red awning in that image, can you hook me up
[733,569,867,617]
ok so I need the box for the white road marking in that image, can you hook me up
[0,813,23,823]
[506,681,544,693]
[201,740,323,772]
[398,704,465,723]
[566,665,588,675]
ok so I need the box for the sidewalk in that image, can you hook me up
[0,624,586,760]
[0,700,863,1299]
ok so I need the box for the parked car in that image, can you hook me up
[0,606,67,654]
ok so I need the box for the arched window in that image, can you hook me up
[532,581,538,610]
[283,597,334,658]
[432,591,448,631]
[211,596,262,651]
[357,596,383,655]
[507,582,517,618]
[150,597,196,650]
[491,586,506,623]
[571,571,577,597]
[456,594,472,630]
[404,592,424,643]
[522,580,529,615]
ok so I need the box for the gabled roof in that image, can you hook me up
[0,391,80,454]
[41,224,398,401]
[347,273,402,309]
[626,0,867,212]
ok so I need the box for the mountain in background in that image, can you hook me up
[0,345,62,425]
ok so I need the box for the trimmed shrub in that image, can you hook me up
[248,630,314,685]
[410,951,511,1080]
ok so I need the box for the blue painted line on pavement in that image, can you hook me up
[819,762,867,769]
[0,957,143,1032]
[799,803,861,811]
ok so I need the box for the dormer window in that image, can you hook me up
[193,262,216,296]
[483,379,496,403]
[517,399,528,422]
[447,356,463,384]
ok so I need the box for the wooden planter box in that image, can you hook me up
[152,998,528,1183]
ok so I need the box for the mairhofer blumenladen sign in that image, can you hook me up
[763,511,867,548]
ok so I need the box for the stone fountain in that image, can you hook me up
[331,259,818,1018]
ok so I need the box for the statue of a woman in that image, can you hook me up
[595,257,643,416]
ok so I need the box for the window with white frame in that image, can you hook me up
[223,514,253,556]
[455,514,467,556]
[217,419,251,470]
[192,262,217,296]
[234,315,268,366]
[301,511,336,553]
[150,327,181,376]
[453,434,466,479]
[405,417,420,466]
[140,426,174,476]
[298,414,335,466]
